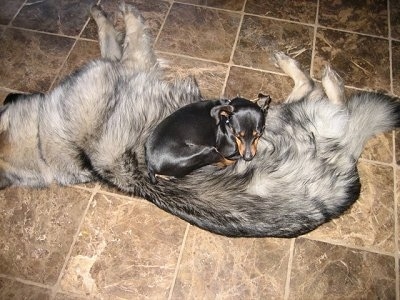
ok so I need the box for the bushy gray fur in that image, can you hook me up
[0,4,399,237]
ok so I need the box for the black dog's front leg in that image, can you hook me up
[149,145,230,183]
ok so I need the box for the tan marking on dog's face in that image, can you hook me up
[235,136,246,157]
[251,131,262,156]
[251,137,260,156]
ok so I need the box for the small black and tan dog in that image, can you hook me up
[145,95,270,183]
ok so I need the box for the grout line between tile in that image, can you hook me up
[169,2,389,41]
[394,158,399,300]
[388,2,399,296]
[70,184,97,193]
[0,86,25,94]
[316,24,390,40]
[388,0,394,96]
[220,0,246,97]
[5,0,28,28]
[391,30,400,292]
[158,51,392,96]
[152,49,395,97]
[50,184,101,299]
[156,50,229,66]
[359,157,395,168]
[0,274,52,291]
[310,0,320,77]
[153,0,173,47]
[4,2,397,47]
[168,223,190,300]
[48,6,96,92]
[5,25,78,39]
[173,1,244,15]
[0,0,27,39]
[301,235,396,257]
[49,40,78,91]
[283,238,295,300]
[96,187,149,203]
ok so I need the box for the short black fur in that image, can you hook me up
[145,97,267,183]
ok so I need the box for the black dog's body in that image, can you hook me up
[145,97,266,183]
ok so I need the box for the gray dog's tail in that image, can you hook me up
[125,167,336,238]
[344,92,400,159]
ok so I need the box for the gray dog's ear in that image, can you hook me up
[257,93,271,112]
[210,105,234,124]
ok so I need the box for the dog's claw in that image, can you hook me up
[90,5,106,19]
[273,51,290,68]
[120,1,144,22]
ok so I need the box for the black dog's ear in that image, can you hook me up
[257,93,271,111]
[210,105,234,124]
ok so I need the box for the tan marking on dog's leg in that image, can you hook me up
[90,5,122,61]
[215,158,236,168]
[155,174,175,181]
[321,65,346,105]
[119,3,157,71]
[273,52,313,103]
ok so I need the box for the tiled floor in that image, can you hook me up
[0,0,399,299]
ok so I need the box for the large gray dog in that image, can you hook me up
[0,4,399,237]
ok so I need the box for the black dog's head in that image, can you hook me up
[211,95,270,161]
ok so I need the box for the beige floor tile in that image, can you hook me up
[159,53,228,98]
[0,0,24,25]
[60,193,187,299]
[391,0,400,40]
[55,40,101,86]
[0,186,91,284]
[396,130,400,165]
[245,0,317,24]
[12,0,95,36]
[171,227,291,299]
[0,29,74,93]
[54,292,88,300]
[156,3,241,62]
[397,169,400,251]
[314,28,390,91]
[392,40,400,96]
[225,66,294,102]
[361,132,393,163]
[0,89,9,104]
[289,239,396,299]
[306,161,395,253]
[177,0,245,11]
[233,15,314,71]
[319,0,388,36]
[0,278,52,300]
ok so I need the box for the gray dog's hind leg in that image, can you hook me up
[273,52,314,103]
[90,5,122,61]
[119,3,158,71]
[321,65,346,105]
